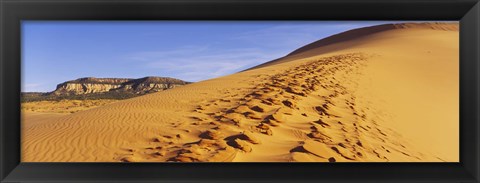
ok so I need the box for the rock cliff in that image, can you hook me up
[51,77,190,96]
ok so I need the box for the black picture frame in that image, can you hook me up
[1,0,479,182]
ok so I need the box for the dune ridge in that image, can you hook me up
[22,22,459,162]
[287,23,458,56]
[248,22,458,70]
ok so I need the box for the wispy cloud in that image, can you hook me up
[126,45,210,61]
[230,22,370,49]
[23,83,44,92]
[124,23,378,82]
[128,47,286,82]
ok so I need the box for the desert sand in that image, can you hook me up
[22,22,459,162]
[22,99,118,114]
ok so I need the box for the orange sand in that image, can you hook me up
[22,99,118,114]
[22,23,459,162]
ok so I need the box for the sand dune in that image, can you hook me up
[22,99,118,114]
[22,22,459,162]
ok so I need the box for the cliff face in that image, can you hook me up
[51,77,189,96]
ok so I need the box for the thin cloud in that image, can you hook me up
[126,45,210,61]
[230,22,384,49]
[129,46,286,82]
[122,22,401,83]
[124,23,375,82]
[23,83,44,92]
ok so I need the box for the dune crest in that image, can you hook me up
[249,22,458,70]
[22,22,458,162]
[287,22,458,57]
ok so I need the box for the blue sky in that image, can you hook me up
[23,21,413,92]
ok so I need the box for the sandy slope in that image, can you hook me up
[22,112,68,128]
[22,99,119,114]
[22,23,458,162]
